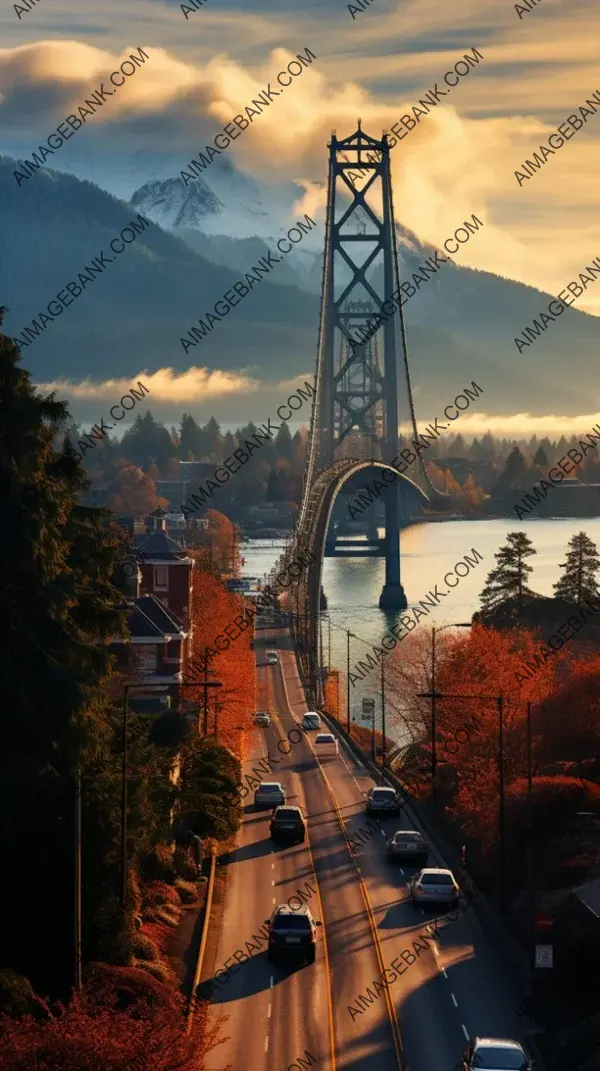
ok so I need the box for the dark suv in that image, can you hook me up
[270,806,306,844]
[267,905,321,964]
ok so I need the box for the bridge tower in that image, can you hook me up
[308,121,423,609]
[271,123,441,700]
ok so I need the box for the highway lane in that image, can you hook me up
[275,630,533,1071]
[203,626,335,1071]
[272,633,402,1071]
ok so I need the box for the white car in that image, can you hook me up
[254,782,286,809]
[265,649,279,665]
[314,732,338,757]
[461,1037,534,1070]
[365,785,403,816]
[409,867,460,908]
[301,712,322,731]
[254,711,271,727]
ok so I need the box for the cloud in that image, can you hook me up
[412,409,600,439]
[34,368,317,427]
[37,366,257,404]
[3,0,600,316]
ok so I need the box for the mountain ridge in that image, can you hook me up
[1,153,599,417]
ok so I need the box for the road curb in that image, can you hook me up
[186,844,217,1033]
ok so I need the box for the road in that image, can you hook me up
[203,623,530,1071]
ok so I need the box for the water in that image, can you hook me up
[241,517,600,746]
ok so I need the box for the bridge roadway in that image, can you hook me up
[202,625,529,1071]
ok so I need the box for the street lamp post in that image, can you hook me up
[121,678,222,909]
[417,688,506,915]
[430,623,471,806]
[346,629,355,733]
[381,658,386,784]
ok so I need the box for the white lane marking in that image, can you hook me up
[462,1024,470,1041]
[272,896,276,904]
[265,1036,269,1052]
[272,879,275,886]
[270,975,274,987]
[451,993,458,1007]
[442,968,448,979]
[267,1003,272,1019]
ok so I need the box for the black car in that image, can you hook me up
[387,829,429,865]
[267,904,321,963]
[270,806,306,844]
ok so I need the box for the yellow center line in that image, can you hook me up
[269,663,337,1071]
[276,651,405,1071]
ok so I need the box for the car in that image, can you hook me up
[254,782,286,809]
[365,786,403,816]
[267,903,322,963]
[409,867,460,908]
[254,711,271,727]
[314,732,339,756]
[387,829,429,865]
[301,712,322,731]
[461,1036,534,1070]
[270,806,306,844]
[266,649,279,665]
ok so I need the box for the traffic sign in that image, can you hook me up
[361,698,375,723]
[535,944,553,968]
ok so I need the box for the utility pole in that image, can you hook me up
[328,613,332,668]
[498,694,506,915]
[121,686,129,910]
[346,629,353,732]
[74,765,82,992]
[526,700,534,971]
[203,648,209,735]
[381,659,386,784]
[431,627,437,806]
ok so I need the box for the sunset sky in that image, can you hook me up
[1,0,599,430]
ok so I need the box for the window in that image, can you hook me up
[154,567,168,588]
[272,914,311,931]
[137,646,158,673]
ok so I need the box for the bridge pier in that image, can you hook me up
[379,483,407,609]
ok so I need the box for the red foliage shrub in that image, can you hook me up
[144,880,180,907]
[141,922,172,956]
[0,967,226,1071]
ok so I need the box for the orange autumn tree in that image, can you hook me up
[107,462,164,516]
[185,565,255,758]
[384,624,559,848]
[433,625,557,845]
[196,510,240,576]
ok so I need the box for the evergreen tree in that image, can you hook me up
[0,310,126,995]
[480,531,537,614]
[274,422,293,460]
[554,531,600,605]
[532,444,549,468]
[448,433,467,456]
[493,446,529,494]
[179,413,202,459]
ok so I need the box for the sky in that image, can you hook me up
[2,0,600,434]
